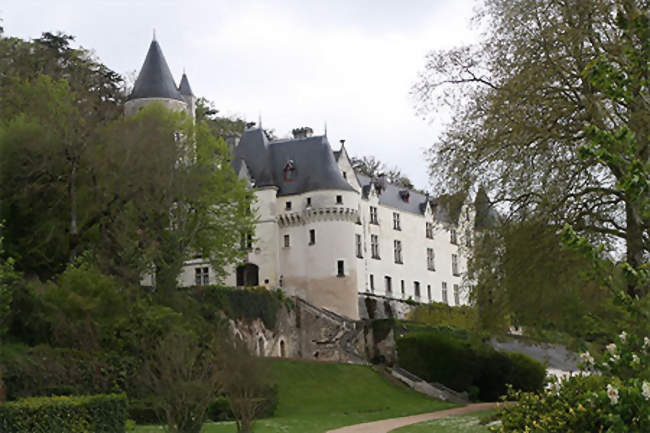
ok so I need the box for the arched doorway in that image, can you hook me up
[236,263,259,286]
[258,337,265,356]
[280,340,286,358]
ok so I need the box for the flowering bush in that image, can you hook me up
[494,331,650,432]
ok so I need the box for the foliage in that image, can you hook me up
[350,155,415,189]
[495,332,650,432]
[190,285,285,330]
[413,0,649,298]
[407,302,479,331]
[0,225,19,340]
[140,331,221,433]
[217,336,274,433]
[0,393,127,433]
[397,331,546,401]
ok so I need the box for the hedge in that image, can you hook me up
[397,331,545,401]
[0,393,127,433]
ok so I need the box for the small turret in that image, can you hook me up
[125,36,188,116]
[178,72,196,119]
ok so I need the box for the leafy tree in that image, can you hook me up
[350,155,414,188]
[413,0,648,297]
[217,336,272,433]
[0,224,19,342]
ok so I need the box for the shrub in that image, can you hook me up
[407,302,479,330]
[397,331,545,400]
[0,393,127,433]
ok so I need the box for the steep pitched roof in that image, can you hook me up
[129,39,183,101]
[232,128,355,196]
[178,72,194,97]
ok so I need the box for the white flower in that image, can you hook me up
[619,331,627,342]
[607,384,619,405]
[642,381,650,401]
[606,343,617,355]
[644,337,649,350]
[632,354,640,365]
[580,351,594,365]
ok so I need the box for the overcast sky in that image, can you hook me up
[2,0,478,190]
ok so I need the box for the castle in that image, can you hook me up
[130,37,488,320]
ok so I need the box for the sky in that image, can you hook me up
[1,0,479,190]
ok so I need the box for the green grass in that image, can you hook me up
[135,359,458,433]
[391,410,498,433]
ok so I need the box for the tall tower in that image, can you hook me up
[125,36,187,116]
[178,72,196,119]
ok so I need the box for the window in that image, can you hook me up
[426,222,434,239]
[454,284,460,305]
[240,232,252,250]
[309,229,316,245]
[336,195,343,204]
[283,234,290,248]
[442,282,448,304]
[306,197,312,207]
[450,229,458,245]
[356,234,363,258]
[414,281,421,299]
[393,212,401,230]
[337,260,345,277]
[452,254,459,276]
[370,206,378,224]
[427,248,435,271]
[342,171,347,179]
[400,280,405,298]
[285,201,292,211]
[195,267,209,286]
[371,234,380,259]
[370,274,375,292]
[427,284,432,301]
[385,276,392,295]
[393,240,403,264]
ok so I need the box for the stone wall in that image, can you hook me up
[358,293,416,320]
[229,295,398,365]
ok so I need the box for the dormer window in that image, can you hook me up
[342,171,347,179]
[283,160,296,182]
[306,197,312,207]
[336,195,343,205]
[399,190,410,203]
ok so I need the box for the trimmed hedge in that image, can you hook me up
[0,393,127,433]
[397,331,545,401]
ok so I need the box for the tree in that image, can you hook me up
[217,336,273,433]
[413,0,648,297]
[142,331,221,433]
[350,155,415,188]
[93,104,255,291]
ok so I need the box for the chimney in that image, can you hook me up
[292,127,313,139]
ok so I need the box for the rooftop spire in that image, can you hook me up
[178,71,194,97]
[129,37,183,101]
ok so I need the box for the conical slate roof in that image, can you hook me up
[178,72,194,97]
[129,39,183,101]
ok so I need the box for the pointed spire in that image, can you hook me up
[178,71,194,97]
[324,121,328,137]
[258,112,262,129]
[129,36,183,101]
[153,28,156,41]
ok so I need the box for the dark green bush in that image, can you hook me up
[397,331,545,401]
[127,397,159,424]
[0,393,127,433]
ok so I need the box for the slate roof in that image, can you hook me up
[356,174,468,224]
[232,128,355,196]
[178,72,194,97]
[129,39,183,101]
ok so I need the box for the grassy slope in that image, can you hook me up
[136,359,458,433]
[391,410,497,433]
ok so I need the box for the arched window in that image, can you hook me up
[236,263,259,286]
[258,337,265,357]
[280,340,286,358]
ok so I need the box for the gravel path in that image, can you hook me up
[325,402,504,433]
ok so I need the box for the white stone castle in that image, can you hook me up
[129,38,494,320]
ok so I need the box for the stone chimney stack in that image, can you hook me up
[292,126,314,139]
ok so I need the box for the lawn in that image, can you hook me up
[135,359,459,433]
[391,410,498,433]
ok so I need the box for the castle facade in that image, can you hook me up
[130,38,481,320]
